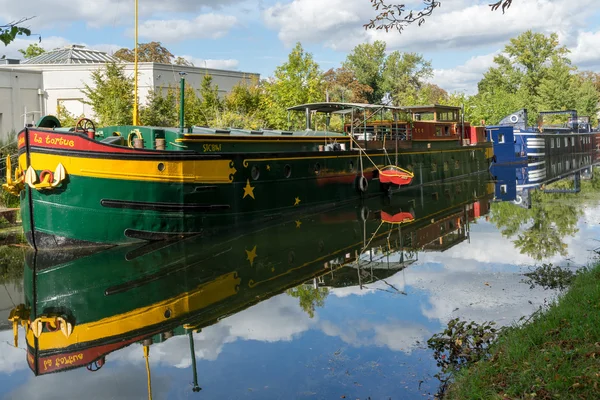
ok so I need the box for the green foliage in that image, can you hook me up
[263,42,324,129]
[428,318,500,392]
[522,263,581,290]
[0,19,34,46]
[55,103,81,127]
[215,77,267,129]
[490,178,590,261]
[473,31,598,125]
[81,62,134,126]
[140,87,178,127]
[0,245,25,288]
[286,284,329,318]
[323,67,373,104]
[18,43,45,59]
[197,75,223,126]
[113,42,175,64]
[381,51,433,105]
[343,40,387,103]
[446,264,600,399]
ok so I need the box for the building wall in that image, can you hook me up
[0,68,44,141]
[4,63,260,127]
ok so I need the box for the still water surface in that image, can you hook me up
[1,166,599,400]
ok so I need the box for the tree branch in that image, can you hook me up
[0,17,40,46]
[364,0,514,33]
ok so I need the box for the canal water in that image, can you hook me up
[1,165,599,400]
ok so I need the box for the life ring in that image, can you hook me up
[357,175,368,193]
[45,320,60,332]
[127,130,143,148]
[39,169,54,184]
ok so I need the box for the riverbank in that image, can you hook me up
[446,263,600,399]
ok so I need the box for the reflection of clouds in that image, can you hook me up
[3,364,170,400]
[0,329,27,374]
[320,319,430,354]
[111,294,316,369]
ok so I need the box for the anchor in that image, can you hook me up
[1,155,25,195]
[8,304,30,347]
[30,315,74,339]
[24,163,67,190]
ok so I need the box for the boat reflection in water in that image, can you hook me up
[9,173,493,397]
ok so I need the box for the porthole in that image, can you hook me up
[251,165,260,180]
[314,163,321,175]
[284,164,292,178]
[164,309,171,319]
[157,162,165,172]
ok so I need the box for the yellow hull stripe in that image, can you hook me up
[27,271,240,351]
[21,153,237,184]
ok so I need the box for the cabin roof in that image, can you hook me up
[404,104,462,113]
[287,102,401,114]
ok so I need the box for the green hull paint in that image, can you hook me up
[24,144,492,248]
[25,175,493,329]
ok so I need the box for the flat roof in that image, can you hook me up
[287,102,402,114]
[405,104,462,112]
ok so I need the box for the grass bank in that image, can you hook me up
[446,264,600,399]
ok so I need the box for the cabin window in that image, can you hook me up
[432,192,439,200]
[431,163,437,173]
[500,184,507,194]
[348,161,354,172]
[564,137,568,147]
[445,126,450,136]
[436,127,442,136]
[498,133,505,144]
[570,137,574,147]
[455,160,460,169]
[443,161,449,172]
[557,139,560,148]
[284,164,292,178]
[314,163,321,175]
[550,139,554,149]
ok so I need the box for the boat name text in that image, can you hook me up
[44,353,84,370]
[203,144,222,152]
[33,133,75,147]
[18,136,25,147]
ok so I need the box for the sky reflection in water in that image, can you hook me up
[1,173,600,400]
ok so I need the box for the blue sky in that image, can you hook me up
[2,0,600,94]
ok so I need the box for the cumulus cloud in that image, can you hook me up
[137,14,238,43]
[0,0,240,28]
[263,0,596,53]
[430,52,498,94]
[178,55,240,70]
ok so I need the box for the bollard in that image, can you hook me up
[133,138,144,149]
[155,138,166,150]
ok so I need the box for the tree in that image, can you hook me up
[215,77,267,129]
[114,42,176,64]
[197,75,223,126]
[1,17,37,46]
[174,56,193,66]
[81,62,134,126]
[140,87,178,127]
[380,51,432,105]
[343,41,387,103]
[262,42,324,129]
[286,285,330,318]
[19,43,45,59]
[323,67,373,103]
[364,0,513,33]
[55,103,81,127]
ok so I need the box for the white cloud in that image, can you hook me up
[263,0,596,53]
[137,14,238,43]
[569,30,600,70]
[178,55,240,70]
[430,52,498,95]
[0,0,240,29]
[0,329,28,374]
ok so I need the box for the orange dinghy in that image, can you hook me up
[379,165,414,186]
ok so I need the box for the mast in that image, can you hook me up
[133,0,139,125]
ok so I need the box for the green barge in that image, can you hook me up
[3,102,493,250]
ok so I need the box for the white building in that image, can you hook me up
[0,45,260,141]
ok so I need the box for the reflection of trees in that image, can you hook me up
[286,285,330,318]
[490,176,596,261]
[0,246,25,289]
